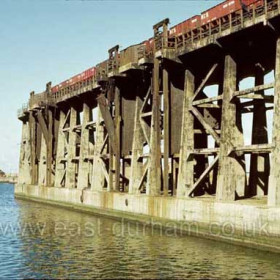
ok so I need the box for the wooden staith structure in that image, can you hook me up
[17,0,280,207]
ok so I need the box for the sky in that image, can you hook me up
[0,0,222,173]
[0,0,274,173]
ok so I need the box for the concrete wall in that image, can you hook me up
[15,183,280,252]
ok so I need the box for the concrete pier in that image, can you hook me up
[16,0,280,251]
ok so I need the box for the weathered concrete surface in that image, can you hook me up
[15,184,280,253]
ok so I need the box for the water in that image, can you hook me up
[0,183,280,279]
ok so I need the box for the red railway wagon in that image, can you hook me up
[143,38,154,55]
[51,66,96,94]
[169,15,201,37]
[201,0,264,26]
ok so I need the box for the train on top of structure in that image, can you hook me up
[50,0,272,97]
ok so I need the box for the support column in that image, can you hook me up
[216,55,245,201]
[147,58,162,195]
[18,120,32,185]
[29,112,37,185]
[268,37,280,206]
[114,86,121,192]
[55,110,66,187]
[249,65,269,196]
[77,103,91,189]
[177,70,195,197]
[46,109,53,187]
[38,130,47,186]
[92,106,105,191]
[163,67,170,196]
[129,96,144,194]
[65,106,77,188]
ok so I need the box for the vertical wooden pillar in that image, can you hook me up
[177,70,195,197]
[147,58,162,195]
[77,103,91,189]
[55,110,66,187]
[114,86,121,192]
[268,37,280,206]
[92,106,105,191]
[18,120,32,185]
[216,55,245,201]
[163,66,170,196]
[249,65,269,196]
[38,129,47,186]
[65,106,77,188]
[129,96,144,194]
[46,109,53,187]
[29,112,37,185]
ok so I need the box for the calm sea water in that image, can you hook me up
[0,183,280,279]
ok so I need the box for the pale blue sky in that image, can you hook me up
[0,0,221,173]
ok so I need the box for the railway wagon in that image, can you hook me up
[201,0,264,26]
[143,38,154,56]
[51,66,96,94]
[169,15,201,37]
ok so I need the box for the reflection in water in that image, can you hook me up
[0,183,280,279]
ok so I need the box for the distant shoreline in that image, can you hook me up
[0,177,17,184]
[0,180,16,184]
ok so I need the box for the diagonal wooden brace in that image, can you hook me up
[190,106,220,145]
[96,94,117,154]
[188,155,219,197]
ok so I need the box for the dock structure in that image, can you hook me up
[15,1,280,248]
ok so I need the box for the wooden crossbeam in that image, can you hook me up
[233,82,274,98]
[193,63,218,101]
[231,144,273,155]
[188,155,219,197]
[85,120,96,128]
[140,111,152,118]
[192,95,223,106]
[237,94,274,102]
[191,147,219,155]
[196,104,221,108]
[190,107,220,145]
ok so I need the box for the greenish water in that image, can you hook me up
[0,183,280,279]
